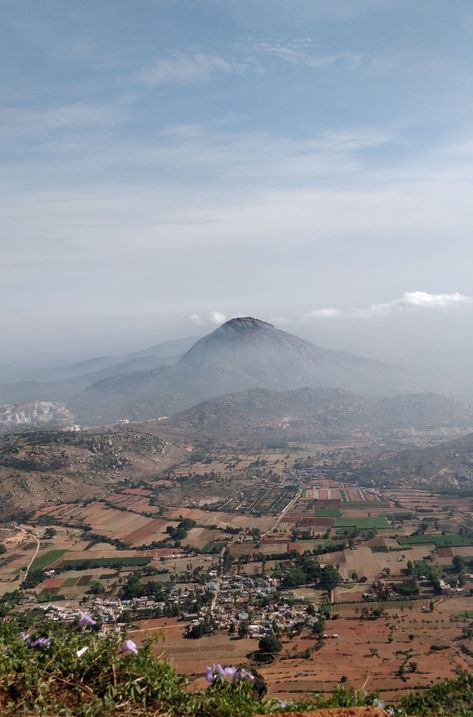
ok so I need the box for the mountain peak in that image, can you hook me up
[217,317,275,333]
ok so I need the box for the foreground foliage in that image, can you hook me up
[0,619,472,715]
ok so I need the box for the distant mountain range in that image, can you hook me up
[0,337,197,405]
[71,317,419,424]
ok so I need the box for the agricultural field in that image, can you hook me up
[3,435,473,702]
[398,534,473,547]
[258,597,473,702]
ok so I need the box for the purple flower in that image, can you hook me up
[19,631,30,642]
[234,669,255,683]
[30,637,51,649]
[204,666,215,683]
[214,663,225,677]
[119,639,138,656]
[78,611,96,629]
[224,666,238,680]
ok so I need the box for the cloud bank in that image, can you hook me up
[308,291,473,320]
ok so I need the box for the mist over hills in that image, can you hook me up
[72,317,418,424]
[170,387,473,437]
[0,337,197,406]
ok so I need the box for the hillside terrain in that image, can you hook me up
[72,318,417,424]
[0,428,182,518]
[360,431,473,491]
[170,387,473,437]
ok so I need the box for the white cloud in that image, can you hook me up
[189,313,203,325]
[305,292,472,321]
[355,291,473,318]
[138,52,248,87]
[307,307,342,318]
[210,310,227,325]
[258,43,361,71]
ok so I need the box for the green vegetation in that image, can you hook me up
[62,577,77,587]
[399,533,473,547]
[203,541,227,553]
[314,507,341,517]
[1,618,473,715]
[400,671,473,716]
[166,518,197,542]
[333,516,390,529]
[60,556,151,570]
[278,555,342,590]
[31,549,66,571]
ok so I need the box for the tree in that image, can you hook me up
[238,621,249,639]
[0,544,6,555]
[88,580,105,595]
[258,634,282,655]
[319,565,342,591]
[222,548,232,573]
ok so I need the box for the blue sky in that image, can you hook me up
[1,0,472,368]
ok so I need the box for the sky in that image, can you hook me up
[1,0,472,380]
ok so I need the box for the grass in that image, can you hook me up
[398,533,473,547]
[31,549,66,570]
[333,516,390,529]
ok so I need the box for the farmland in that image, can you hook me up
[2,435,473,704]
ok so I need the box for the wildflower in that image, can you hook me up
[224,666,238,679]
[30,637,51,649]
[235,668,255,682]
[204,666,215,683]
[19,631,30,641]
[214,663,226,677]
[78,611,96,629]
[76,646,89,657]
[119,638,138,655]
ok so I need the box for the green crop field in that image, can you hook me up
[62,577,77,587]
[398,533,473,547]
[314,508,341,517]
[60,556,151,570]
[31,549,66,571]
[333,516,390,529]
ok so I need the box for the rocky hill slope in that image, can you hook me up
[170,387,473,437]
[360,431,473,491]
[0,428,182,518]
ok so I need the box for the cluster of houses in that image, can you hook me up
[199,573,319,638]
